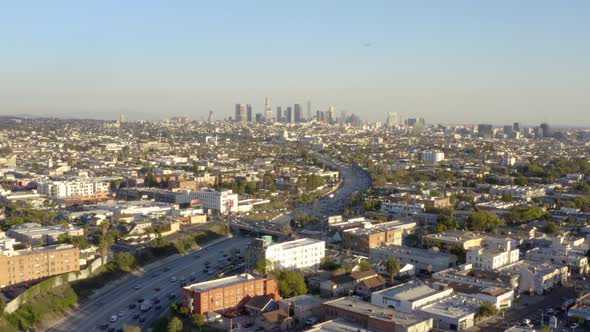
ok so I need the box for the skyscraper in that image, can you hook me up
[246,104,253,123]
[327,106,336,124]
[477,124,493,138]
[264,97,273,123]
[513,122,520,133]
[294,104,302,123]
[235,104,246,123]
[276,107,282,123]
[307,101,312,122]
[285,107,293,123]
[386,112,398,127]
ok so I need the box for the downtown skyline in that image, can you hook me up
[1,1,589,125]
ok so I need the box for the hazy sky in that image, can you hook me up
[1,1,589,125]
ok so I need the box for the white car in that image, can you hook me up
[118,310,126,317]
[110,315,118,322]
[170,276,177,282]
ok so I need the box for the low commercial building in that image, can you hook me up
[342,221,415,253]
[0,244,80,288]
[423,231,484,250]
[369,245,457,274]
[182,273,280,315]
[321,297,433,332]
[370,281,454,313]
[417,295,479,331]
[568,293,590,322]
[189,189,239,214]
[381,202,425,215]
[246,236,325,272]
[7,223,84,246]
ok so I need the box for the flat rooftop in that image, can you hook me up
[323,297,429,327]
[268,238,324,251]
[372,244,453,260]
[307,318,370,332]
[373,282,444,302]
[184,273,259,292]
[424,231,483,242]
[418,295,479,319]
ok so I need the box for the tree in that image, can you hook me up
[0,294,6,313]
[357,260,373,272]
[122,325,142,332]
[385,258,400,283]
[476,302,498,318]
[113,252,136,272]
[192,313,206,331]
[467,210,504,232]
[273,269,307,298]
[320,257,340,271]
[97,222,115,264]
[543,222,560,235]
[514,175,528,186]
[166,317,183,332]
[255,259,272,274]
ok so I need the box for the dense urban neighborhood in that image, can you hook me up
[0,114,590,332]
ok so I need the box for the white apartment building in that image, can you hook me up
[466,247,520,270]
[189,189,238,214]
[420,151,445,163]
[371,281,454,313]
[381,202,425,215]
[264,238,325,271]
[37,179,110,198]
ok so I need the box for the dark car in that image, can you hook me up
[107,328,115,332]
[133,314,140,320]
[153,298,161,304]
[155,305,162,310]
[163,267,171,272]
[137,298,144,303]
[154,287,161,292]
[128,304,137,309]
[139,317,146,323]
[99,324,109,330]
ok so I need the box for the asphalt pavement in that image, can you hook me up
[49,236,251,332]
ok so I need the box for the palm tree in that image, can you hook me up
[385,258,400,283]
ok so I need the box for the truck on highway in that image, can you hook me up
[140,303,152,312]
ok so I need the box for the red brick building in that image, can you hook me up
[182,274,280,314]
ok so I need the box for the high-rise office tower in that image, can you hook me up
[255,113,264,123]
[386,112,399,127]
[540,123,551,138]
[235,104,246,123]
[327,106,336,124]
[513,122,520,133]
[294,104,302,123]
[307,101,312,122]
[285,107,293,123]
[477,124,493,138]
[264,97,273,123]
[316,110,324,123]
[246,104,253,123]
[276,107,283,123]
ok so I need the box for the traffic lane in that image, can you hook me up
[116,253,242,330]
[51,237,249,331]
[95,241,247,331]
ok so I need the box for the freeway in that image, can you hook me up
[49,236,251,332]
[297,153,372,219]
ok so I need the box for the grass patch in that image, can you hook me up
[5,284,77,330]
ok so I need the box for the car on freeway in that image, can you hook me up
[163,267,171,272]
[110,315,118,322]
[170,276,177,282]
[128,303,136,309]
[99,324,109,330]
[133,314,140,320]
[139,317,146,323]
[155,305,162,310]
[133,284,142,290]
[137,298,144,303]
[118,310,126,317]
[154,287,161,291]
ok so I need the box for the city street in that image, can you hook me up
[297,154,371,220]
[49,236,251,332]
